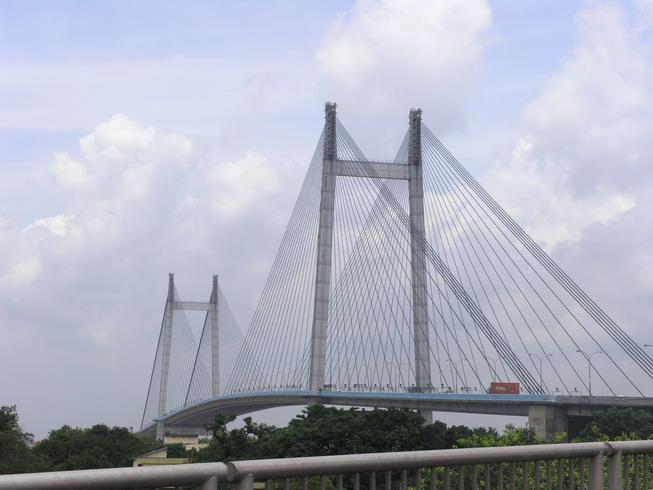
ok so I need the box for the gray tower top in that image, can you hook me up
[325,102,337,117]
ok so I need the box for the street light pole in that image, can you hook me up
[447,359,457,392]
[576,349,603,396]
[528,352,553,393]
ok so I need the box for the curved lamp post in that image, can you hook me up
[528,352,553,393]
[576,349,603,396]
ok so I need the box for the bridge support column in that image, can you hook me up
[156,273,175,440]
[408,109,433,424]
[211,275,220,397]
[528,405,567,442]
[155,421,165,441]
[309,102,337,391]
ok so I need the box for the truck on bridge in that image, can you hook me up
[488,382,520,394]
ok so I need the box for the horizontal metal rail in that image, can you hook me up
[0,462,228,490]
[1,440,652,489]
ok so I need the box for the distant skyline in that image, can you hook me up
[1,0,652,437]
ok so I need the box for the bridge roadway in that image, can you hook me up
[143,390,653,441]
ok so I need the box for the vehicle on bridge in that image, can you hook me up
[489,382,520,395]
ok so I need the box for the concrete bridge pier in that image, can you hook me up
[155,421,165,441]
[528,405,568,442]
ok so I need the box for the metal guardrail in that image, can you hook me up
[0,440,652,489]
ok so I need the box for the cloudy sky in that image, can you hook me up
[1,0,652,437]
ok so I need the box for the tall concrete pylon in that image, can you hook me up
[156,273,175,440]
[210,275,220,397]
[309,102,337,391]
[407,109,433,424]
[308,105,433,419]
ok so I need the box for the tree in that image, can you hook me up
[261,406,431,458]
[454,424,540,448]
[195,414,278,462]
[0,405,39,474]
[165,443,189,458]
[33,424,160,470]
[573,408,653,442]
[194,406,482,463]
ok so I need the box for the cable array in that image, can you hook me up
[334,124,541,395]
[225,133,325,393]
[226,114,650,398]
[145,109,652,427]
[421,126,653,395]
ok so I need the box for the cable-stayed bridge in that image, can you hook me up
[141,104,653,441]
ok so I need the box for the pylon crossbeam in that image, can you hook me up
[171,301,211,311]
[335,159,410,180]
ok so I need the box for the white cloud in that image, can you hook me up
[1,115,301,294]
[475,2,653,360]
[0,112,308,435]
[3,255,42,286]
[554,189,653,331]
[24,214,72,237]
[317,0,491,134]
[0,217,42,286]
[51,153,93,191]
[485,137,635,251]
[80,114,157,163]
[518,3,652,195]
[486,2,653,251]
[206,150,285,219]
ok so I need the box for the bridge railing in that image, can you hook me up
[1,440,652,489]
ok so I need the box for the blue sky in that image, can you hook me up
[1,0,653,437]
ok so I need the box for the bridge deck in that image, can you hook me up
[141,390,653,436]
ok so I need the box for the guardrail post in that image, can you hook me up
[589,453,603,490]
[645,454,650,488]
[607,450,623,490]
[237,473,255,490]
[201,476,219,490]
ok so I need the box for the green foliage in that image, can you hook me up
[497,424,541,446]
[5,404,653,475]
[195,413,278,462]
[453,424,540,448]
[0,406,40,474]
[33,424,161,470]
[272,406,428,457]
[194,406,521,463]
[573,408,653,442]
[165,443,189,458]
